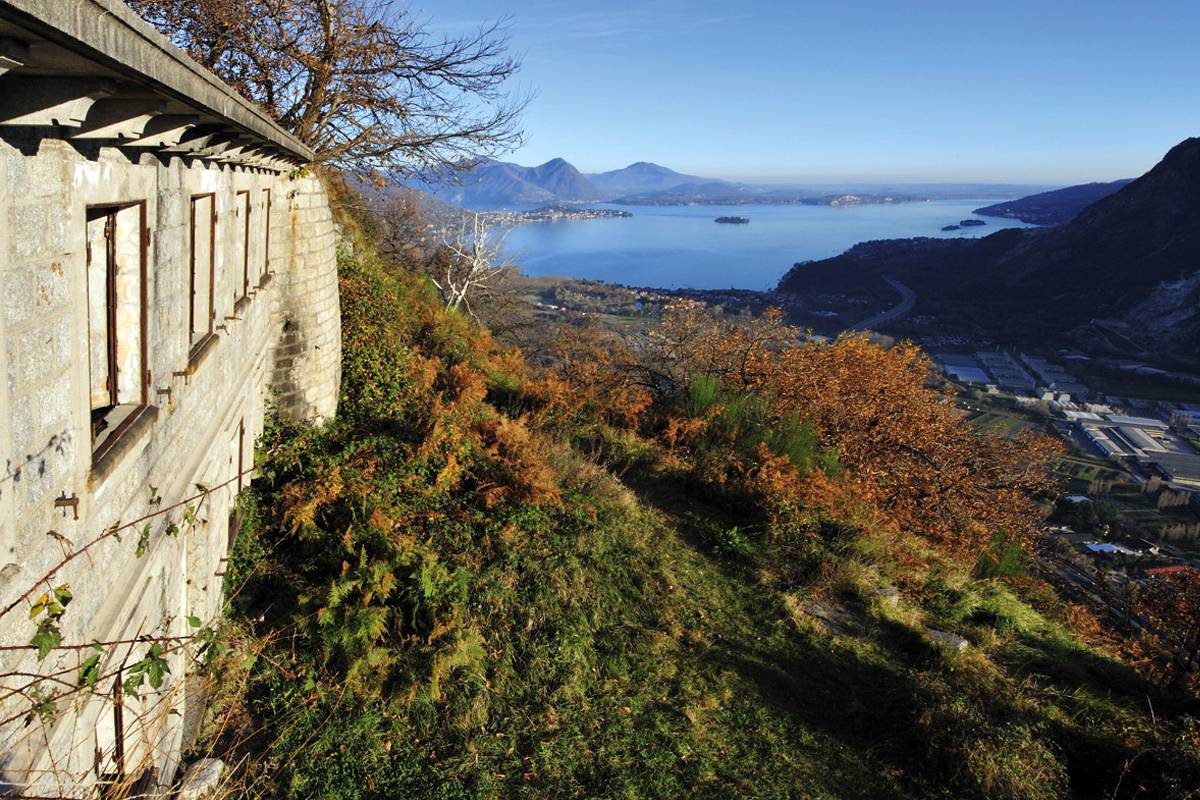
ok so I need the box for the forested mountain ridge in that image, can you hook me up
[974,179,1134,225]
[778,137,1200,356]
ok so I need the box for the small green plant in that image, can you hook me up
[976,531,1029,579]
[123,643,170,694]
[765,411,820,471]
[686,373,720,417]
[28,583,71,661]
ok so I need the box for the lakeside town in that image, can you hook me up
[478,205,633,225]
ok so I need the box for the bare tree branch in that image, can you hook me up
[126,0,528,174]
[431,213,515,318]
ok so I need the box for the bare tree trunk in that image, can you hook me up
[431,213,516,318]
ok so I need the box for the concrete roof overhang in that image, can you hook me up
[0,0,313,171]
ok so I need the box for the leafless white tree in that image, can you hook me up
[432,213,516,318]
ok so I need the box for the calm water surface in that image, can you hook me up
[501,201,1036,290]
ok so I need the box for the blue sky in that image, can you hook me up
[424,0,1200,184]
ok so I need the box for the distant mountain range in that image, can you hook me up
[778,137,1200,358]
[974,179,1134,225]
[404,158,605,206]
[403,158,708,206]
[403,158,1046,208]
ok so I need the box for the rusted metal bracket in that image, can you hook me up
[54,492,79,520]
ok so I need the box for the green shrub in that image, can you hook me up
[976,531,1030,579]
[686,373,720,418]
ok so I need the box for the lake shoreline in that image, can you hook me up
[500,199,1036,291]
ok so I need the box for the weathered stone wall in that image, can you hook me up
[0,133,338,794]
[271,177,341,423]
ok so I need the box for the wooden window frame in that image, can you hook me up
[258,188,272,287]
[188,192,217,365]
[86,201,152,471]
[235,189,251,309]
[237,418,245,492]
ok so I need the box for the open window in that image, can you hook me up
[189,193,216,359]
[86,202,148,462]
[235,189,250,306]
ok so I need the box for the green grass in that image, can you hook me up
[1053,455,1122,483]
[965,409,1042,437]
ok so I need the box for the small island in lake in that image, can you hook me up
[959,218,987,226]
[941,224,961,231]
[715,216,750,224]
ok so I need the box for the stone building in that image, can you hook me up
[0,1,340,793]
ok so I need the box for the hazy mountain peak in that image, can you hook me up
[588,161,708,197]
[404,156,607,206]
[622,161,679,173]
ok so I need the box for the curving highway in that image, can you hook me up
[853,276,916,332]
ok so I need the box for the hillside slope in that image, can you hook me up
[974,180,1133,225]
[194,196,1200,800]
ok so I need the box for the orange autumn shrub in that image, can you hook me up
[1135,569,1200,693]
[551,304,1064,560]
[763,335,1061,556]
[547,322,653,430]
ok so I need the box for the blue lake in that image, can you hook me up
[501,200,1037,290]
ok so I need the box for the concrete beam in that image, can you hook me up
[117,113,198,147]
[214,139,268,163]
[195,134,253,159]
[0,0,313,160]
[69,97,165,139]
[0,75,115,126]
[162,125,233,154]
[247,145,299,172]
[252,153,291,172]
[225,143,272,168]
[0,35,28,75]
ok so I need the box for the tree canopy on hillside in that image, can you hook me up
[126,0,526,174]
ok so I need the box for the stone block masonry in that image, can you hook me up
[271,177,341,423]
[0,137,340,799]
[0,1,340,794]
